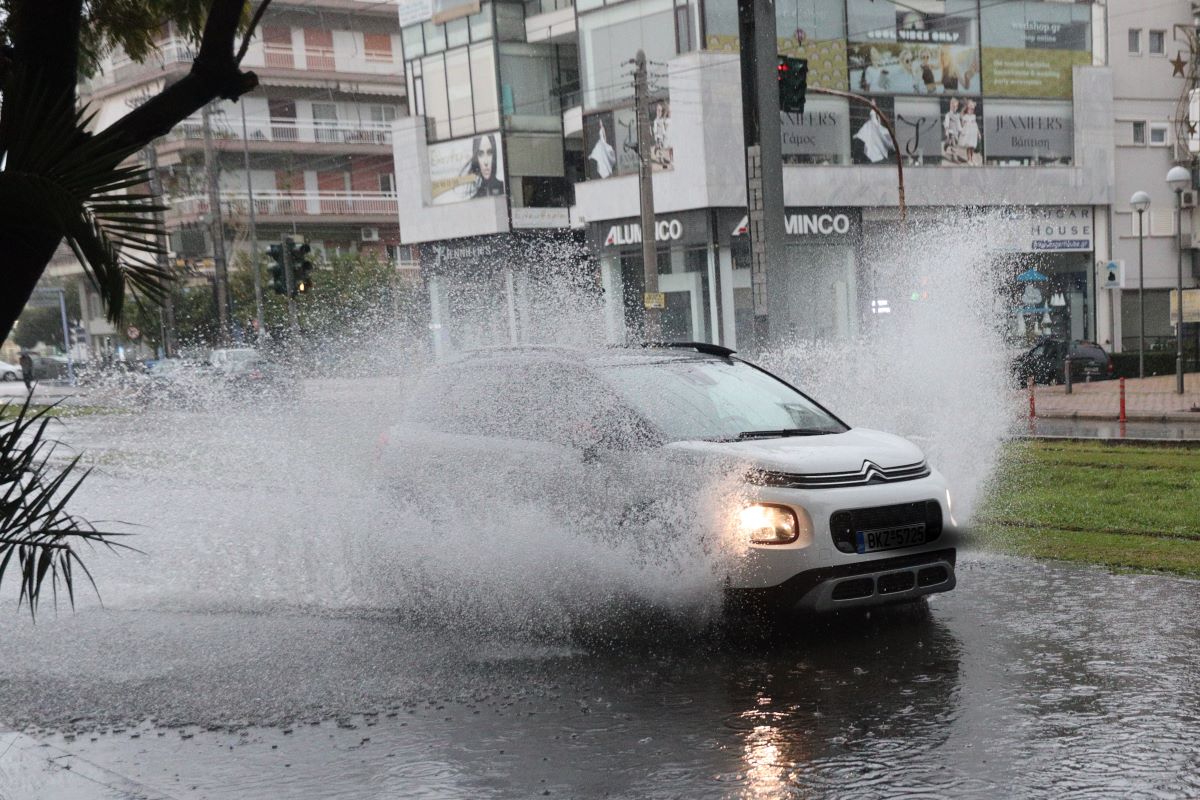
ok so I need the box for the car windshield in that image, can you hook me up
[597,358,848,442]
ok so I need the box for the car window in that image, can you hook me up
[406,362,639,446]
[597,359,847,442]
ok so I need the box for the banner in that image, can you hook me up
[980,0,1091,98]
[428,133,505,206]
[846,0,981,96]
[583,102,673,181]
[984,100,1072,163]
[780,96,850,164]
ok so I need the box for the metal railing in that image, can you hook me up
[169,191,398,218]
[167,117,394,146]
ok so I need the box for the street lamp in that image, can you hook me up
[1167,165,1191,394]
[1131,190,1151,379]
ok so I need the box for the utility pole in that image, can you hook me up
[143,145,177,357]
[202,102,232,344]
[737,0,786,349]
[634,50,661,341]
[240,104,266,343]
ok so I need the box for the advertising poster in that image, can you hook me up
[846,0,981,96]
[780,95,850,164]
[428,132,505,205]
[893,97,943,165]
[704,3,848,90]
[583,102,673,180]
[939,96,982,165]
[984,100,1073,164]
[849,97,896,165]
[980,0,1091,98]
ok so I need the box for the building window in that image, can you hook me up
[1149,30,1165,55]
[1132,121,1146,144]
[1149,122,1169,145]
[675,4,692,54]
[379,173,396,193]
[1128,29,1141,54]
[364,33,393,63]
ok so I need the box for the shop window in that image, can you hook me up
[1149,122,1169,146]
[401,24,424,59]
[675,5,692,54]
[1150,30,1165,55]
[1132,121,1146,144]
[500,45,560,121]
[1128,29,1141,54]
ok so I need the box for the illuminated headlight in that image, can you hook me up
[739,504,801,545]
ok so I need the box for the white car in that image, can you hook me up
[0,360,20,381]
[382,344,958,615]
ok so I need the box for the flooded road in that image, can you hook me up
[4,556,1199,798]
[2,402,1199,799]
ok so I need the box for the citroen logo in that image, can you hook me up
[862,461,885,483]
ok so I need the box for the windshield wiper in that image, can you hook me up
[734,428,833,440]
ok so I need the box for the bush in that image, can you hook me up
[1110,351,1199,378]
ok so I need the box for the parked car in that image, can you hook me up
[1012,338,1114,386]
[0,360,20,381]
[206,348,295,399]
[379,344,959,616]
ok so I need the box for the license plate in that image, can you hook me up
[855,524,926,554]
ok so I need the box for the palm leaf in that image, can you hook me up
[0,399,134,618]
[0,66,173,325]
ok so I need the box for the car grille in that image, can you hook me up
[747,460,930,489]
[829,500,943,554]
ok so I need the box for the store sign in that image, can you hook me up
[1100,260,1124,289]
[604,219,684,246]
[731,211,856,237]
[992,206,1093,252]
[985,101,1073,161]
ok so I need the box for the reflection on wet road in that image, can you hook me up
[2,554,1199,799]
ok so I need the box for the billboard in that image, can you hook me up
[398,0,479,27]
[846,0,981,96]
[984,100,1072,163]
[428,133,505,206]
[980,0,1091,98]
[583,101,673,181]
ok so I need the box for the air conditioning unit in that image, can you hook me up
[1183,190,1199,209]
[360,226,381,242]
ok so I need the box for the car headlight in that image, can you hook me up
[738,504,801,545]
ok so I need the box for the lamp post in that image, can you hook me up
[1167,165,1191,394]
[1131,191,1151,379]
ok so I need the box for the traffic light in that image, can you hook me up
[292,242,314,295]
[777,56,808,115]
[266,244,287,295]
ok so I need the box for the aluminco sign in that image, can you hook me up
[785,212,851,235]
[605,219,683,246]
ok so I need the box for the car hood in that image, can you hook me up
[663,428,926,475]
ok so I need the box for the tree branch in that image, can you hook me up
[102,0,260,153]
[237,0,275,65]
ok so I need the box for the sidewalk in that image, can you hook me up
[1027,372,1200,421]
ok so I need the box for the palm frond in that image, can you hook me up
[0,399,134,618]
[1,65,173,325]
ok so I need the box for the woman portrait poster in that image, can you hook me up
[466,133,505,198]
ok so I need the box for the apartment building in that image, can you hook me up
[48,0,408,354]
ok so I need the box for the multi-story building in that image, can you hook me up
[50,0,408,355]
[1108,0,1200,357]
[398,0,1125,354]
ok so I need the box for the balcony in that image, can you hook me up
[169,191,398,223]
[163,117,394,150]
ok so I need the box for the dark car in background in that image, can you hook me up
[1013,339,1113,386]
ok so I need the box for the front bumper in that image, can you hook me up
[726,548,957,615]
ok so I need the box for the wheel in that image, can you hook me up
[1,371,15,381]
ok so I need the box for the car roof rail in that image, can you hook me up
[643,341,737,358]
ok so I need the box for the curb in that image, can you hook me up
[1031,411,1200,423]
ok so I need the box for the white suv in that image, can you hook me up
[383,344,958,615]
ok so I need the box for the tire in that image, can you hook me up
[1,371,15,381]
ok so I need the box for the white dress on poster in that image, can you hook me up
[588,122,617,179]
[959,110,979,149]
[854,111,894,163]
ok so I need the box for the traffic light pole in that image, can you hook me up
[241,104,266,343]
[737,0,786,349]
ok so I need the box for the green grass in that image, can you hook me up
[0,403,125,419]
[974,440,1200,578]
